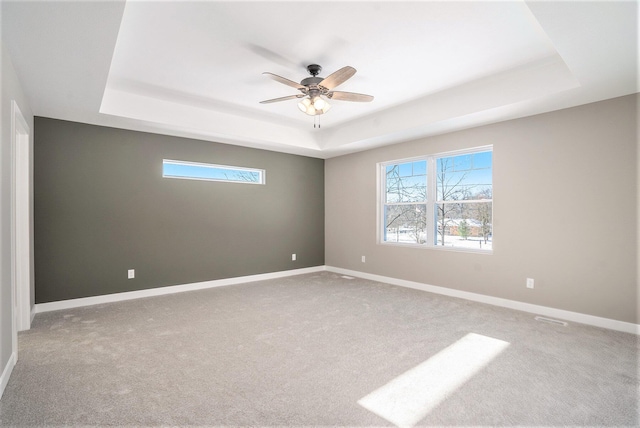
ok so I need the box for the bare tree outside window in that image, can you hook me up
[381,148,492,251]
[224,170,260,183]
[436,157,470,246]
[475,189,493,244]
[436,152,492,249]
[384,162,427,244]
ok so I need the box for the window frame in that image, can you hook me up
[378,145,493,253]
[162,159,265,185]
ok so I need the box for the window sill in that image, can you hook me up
[379,241,493,255]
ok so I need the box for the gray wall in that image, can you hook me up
[1,40,35,387]
[34,118,324,303]
[326,94,638,324]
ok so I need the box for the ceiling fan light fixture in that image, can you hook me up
[298,95,331,116]
[313,97,326,110]
[305,104,318,116]
[319,99,331,114]
[297,97,311,112]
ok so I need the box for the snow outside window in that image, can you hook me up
[380,147,492,252]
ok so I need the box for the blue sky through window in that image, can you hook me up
[163,160,264,184]
[437,151,492,200]
[386,160,427,203]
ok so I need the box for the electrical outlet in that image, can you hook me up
[362,256,366,263]
[128,269,135,279]
[526,278,534,289]
[292,254,296,261]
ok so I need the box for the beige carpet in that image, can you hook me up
[1,271,638,427]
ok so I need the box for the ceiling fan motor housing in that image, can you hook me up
[301,76,323,87]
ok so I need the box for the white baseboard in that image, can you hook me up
[35,266,326,314]
[326,266,640,335]
[0,352,17,400]
[33,264,638,335]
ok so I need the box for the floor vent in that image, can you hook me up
[535,316,568,326]
[341,275,354,280]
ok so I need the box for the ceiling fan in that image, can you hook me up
[260,64,374,117]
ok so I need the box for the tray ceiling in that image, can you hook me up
[2,1,637,158]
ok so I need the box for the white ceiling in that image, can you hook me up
[2,1,638,159]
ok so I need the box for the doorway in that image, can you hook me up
[11,100,31,346]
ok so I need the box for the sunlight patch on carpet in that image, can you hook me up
[357,333,509,428]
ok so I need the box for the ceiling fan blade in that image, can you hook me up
[327,91,374,102]
[318,66,356,90]
[259,94,304,104]
[262,72,305,90]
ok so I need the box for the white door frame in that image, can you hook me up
[11,100,32,343]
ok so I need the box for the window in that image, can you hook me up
[163,159,265,185]
[380,147,492,252]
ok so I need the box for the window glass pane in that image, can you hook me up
[380,149,492,252]
[398,162,413,177]
[435,202,492,250]
[384,204,427,244]
[472,151,492,169]
[163,160,264,184]
[412,160,427,175]
[385,161,427,203]
[436,151,492,201]
[453,154,472,171]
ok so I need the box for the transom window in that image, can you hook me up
[380,147,492,252]
[163,159,265,185]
